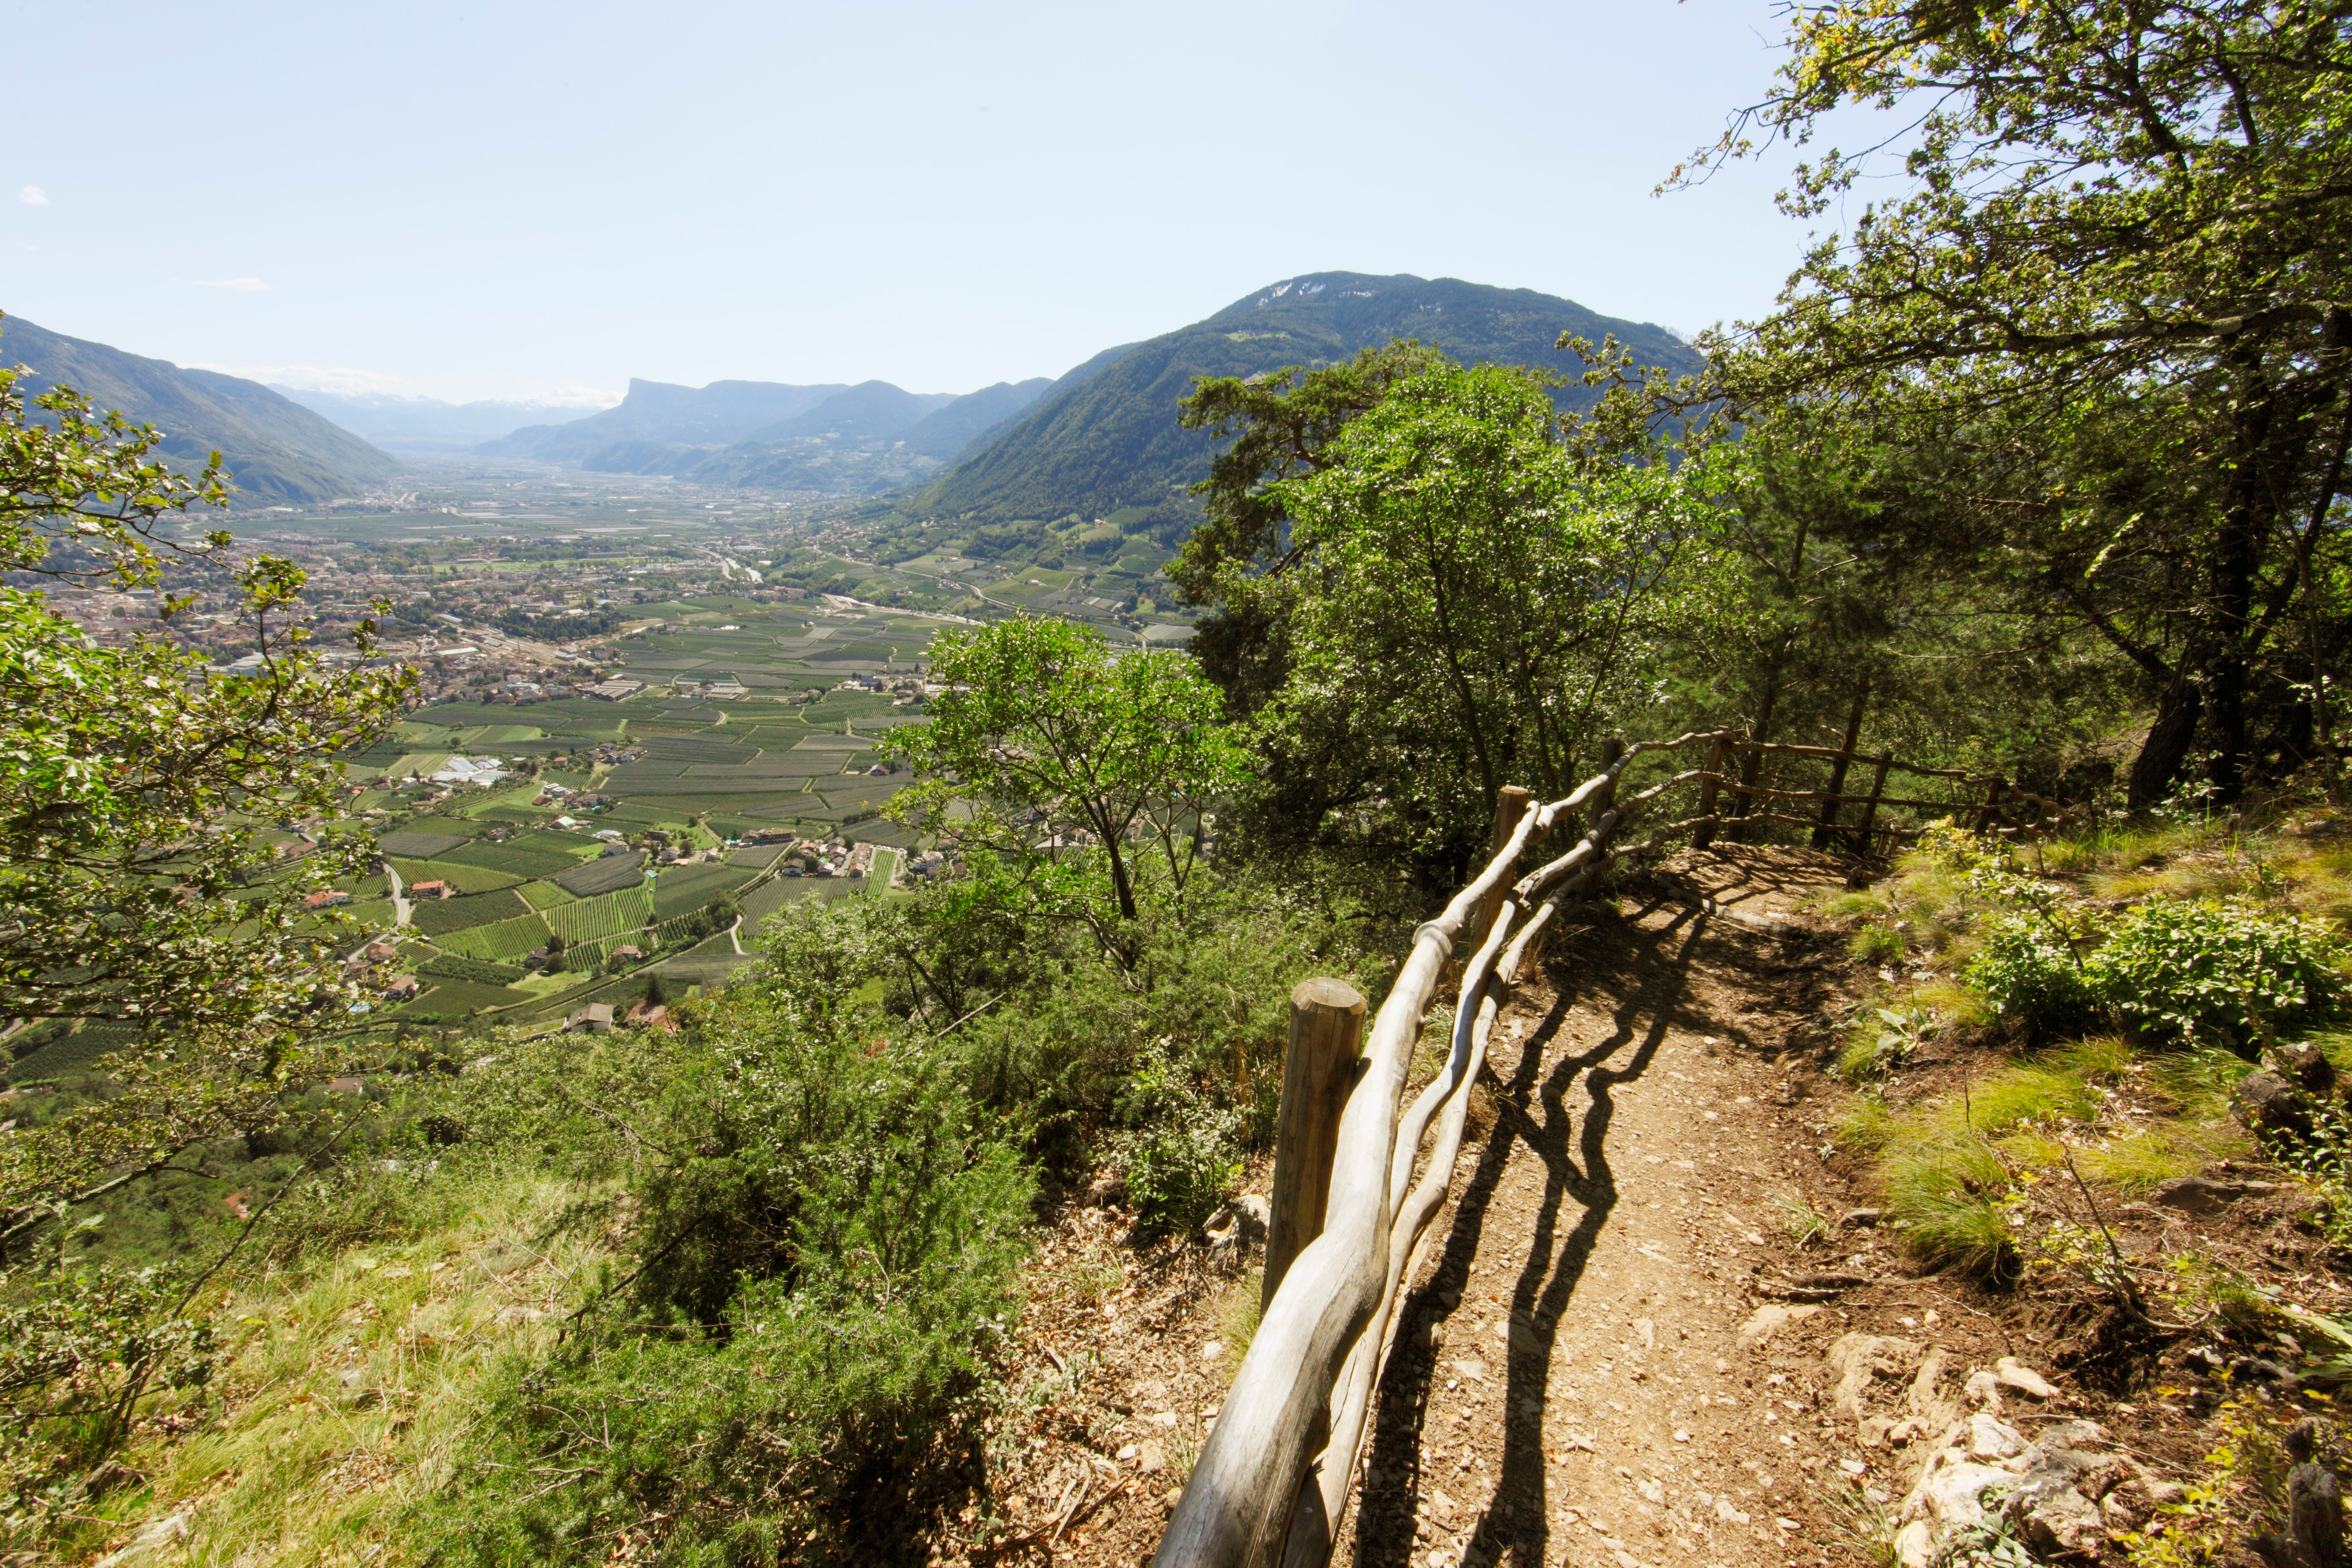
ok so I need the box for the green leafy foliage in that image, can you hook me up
[0,1260,213,1525]
[1685,1,2352,811]
[1197,357,1733,885]
[2088,900,2344,1053]
[1114,1047,1243,1235]
[888,616,1245,940]
[1965,915,2099,1036]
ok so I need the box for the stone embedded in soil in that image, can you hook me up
[1828,1333,1924,1425]
[2235,1069,2316,1136]
[1994,1357,2059,1400]
[2275,1039,2336,1094]
[1736,1302,1820,1353]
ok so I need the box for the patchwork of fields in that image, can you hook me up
[324,594,941,1028]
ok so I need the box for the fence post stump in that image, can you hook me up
[1263,978,1366,1313]
[1692,737,1730,851]
[1850,753,1893,856]
[1974,775,2007,835]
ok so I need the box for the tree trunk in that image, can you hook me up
[2207,346,2280,804]
[1731,639,1790,843]
[2127,671,2203,815]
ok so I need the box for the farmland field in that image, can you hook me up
[409,888,533,935]
[433,910,555,962]
[441,839,582,879]
[377,830,469,859]
[556,852,645,896]
[651,862,749,920]
[544,883,654,945]
[321,593,958,999]
[394,978,532,1016]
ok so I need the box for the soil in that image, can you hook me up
[931,844,2348,1568]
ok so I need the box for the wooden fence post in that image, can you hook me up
[1468,786,1534,956]
[1692,737,1730,851]
[1850,753,1893,856]
[1973,775,2007,835]
[1812,690,1868,850]
[1263,979,1366,1312]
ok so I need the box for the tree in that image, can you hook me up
[0,354,410,1216]
[1173,340,1446,714]
[1251,361,1727,877]
[886,617,1245,949]
[0,333,407,1500]
[1690,0,2352,808]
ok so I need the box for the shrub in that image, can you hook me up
[1964,914,2097,1035]
[421,989,1033,1566]
[1116,1047,1243,1236]
[2088,899,2344,1053]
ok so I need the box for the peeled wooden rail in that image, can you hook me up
[1155,729,2075,1567]
[1158,752,1641,1568]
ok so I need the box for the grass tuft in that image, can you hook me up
[1215,1270,1263,1369]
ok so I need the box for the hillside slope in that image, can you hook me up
[477,377,848,462]
[904,376,1053,458]
[741,380,960,444]
[0,314,401,507]
[914,272,1702,525]
[654,379,1063,494]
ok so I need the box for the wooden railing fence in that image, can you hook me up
[1156,730,2073,1568]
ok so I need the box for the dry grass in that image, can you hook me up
[90,1177,613,1568]
[1213,1270,1263,1370]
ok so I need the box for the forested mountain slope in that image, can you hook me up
[0,313,401,507]
[913,272,1699,525]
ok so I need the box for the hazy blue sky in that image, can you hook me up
[2,0,1851,405]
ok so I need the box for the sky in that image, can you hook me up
[2,0,1849,407]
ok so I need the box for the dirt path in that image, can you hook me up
[1335,847,1867,1568]
[964,847,1994,1568]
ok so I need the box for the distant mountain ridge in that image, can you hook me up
[914,272,1704,526]
[270,387,591,453]
[0,313,401,508]
[496,374,1062,495]
[743,381,961,444]
[477,378,851,462]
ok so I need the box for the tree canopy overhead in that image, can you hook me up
[1688,0,2352,808]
